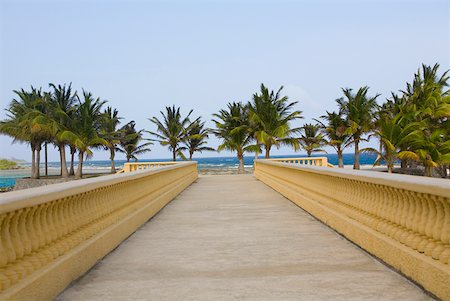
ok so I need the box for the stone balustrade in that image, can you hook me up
[255,159,450,300]
[0,161,197,301]
[268,157,334,167]
[116,161,179,173]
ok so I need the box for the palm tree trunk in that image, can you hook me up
[35,144,41,179]
[189,151,193,161]
[425,166,432,177]
[388,163,393,173]
[31,144,36,179]
[110,147,116,173]
[44,143,48,177]
[337,149,344,168]
[237,152,245,174]
[307,149,312,157]
[353,139,360,170]
[69,146,76,176]
[172,150,176,161]
[59,144,69,178]
[75,151,84,179]
[264,145,271,159]
[400,159,407,174]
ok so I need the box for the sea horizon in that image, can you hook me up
[0,153,377,188]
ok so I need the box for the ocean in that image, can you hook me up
[0,153,377,188]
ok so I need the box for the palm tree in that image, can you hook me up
[66,91,108,179]
[48,83,77,178]
[0,87,51,179]
[361,113,419,173]
[398,125,450,177]
[337,86,380,169]
[212,102,254,174]
[248,84,302,158]
[100,106,122,173]
[402,64,449,122]
[181,120,215,160]
[148,106,198,161]
[118,121,152,162]
[396,63,450,176]
[316,111,350,168]
[298,123,326,157]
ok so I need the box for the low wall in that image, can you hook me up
[0,161,197,301]
[254,159,450,300]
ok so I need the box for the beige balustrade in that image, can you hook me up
[116,161,179,173]
[268,157,334,167]
[254,159,450,300]
[0,161,197,301]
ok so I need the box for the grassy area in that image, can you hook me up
[0,159,18,170]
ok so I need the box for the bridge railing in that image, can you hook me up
[0,161,197,300]
[267,157,334,168]
[254,159,450,300]
[116,161,180,174]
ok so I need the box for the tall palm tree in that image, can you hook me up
[378,93,410,171]
[0,87,51,179]
[298,123,326,157]
[181,120,215,160]
[48,83,77,178]
[212,102,254,174]
[148,106,198,161]
[248,84,302,158]
[362,113,419,173]
[316,111,350,168]
[397,63,450,176]
[402,64,449,122]
[398,125,450,177]
[65,91,108,179]
[100,106,122,173]
[337,86,380,169]
[118,121,152,162]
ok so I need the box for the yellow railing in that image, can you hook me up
[268,157,334,168]
[116,161,179,174]
[0,161,197,301]
[254,159,450,300]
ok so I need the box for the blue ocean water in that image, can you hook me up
[0,153,377,188]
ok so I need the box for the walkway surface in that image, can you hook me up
[57,175,430,301]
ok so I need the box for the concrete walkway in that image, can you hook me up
[57,175,430,301]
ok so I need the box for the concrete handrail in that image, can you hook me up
[267,157,333,167]
[116,161,180,173]
[254,159,450,300]
[0,161,197,300]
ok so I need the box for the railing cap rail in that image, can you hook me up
[123,162,179,165]
[0,161,196,213]
[255,159,450,198]
[268,157,328,160]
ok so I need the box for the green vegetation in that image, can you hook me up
[148,106,213,161]
[248,84,303,158]
[316,111,350,168]
[211,63,449,177]
[337,86,380,169]
[117,121,152,162]
[181,120,215,160]
[298,123,326,157]
[0,83,149,179]
[212,102,254,174]
[1,63,449,178]
[0,159,18,170]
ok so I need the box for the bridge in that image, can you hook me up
[0,160,449,300]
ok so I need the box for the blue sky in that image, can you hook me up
[1,0,449,161]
